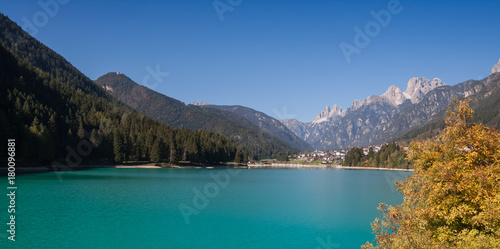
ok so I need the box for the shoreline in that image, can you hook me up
[337,165,413,171]
[0,164,248,175]
[1,163,413,175]
[248,163,413,171]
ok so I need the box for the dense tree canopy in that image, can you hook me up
[342,143,409,169]
[363,99,500,248]
[95,73,299,159]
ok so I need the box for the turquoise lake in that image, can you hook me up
[1,168,411,248]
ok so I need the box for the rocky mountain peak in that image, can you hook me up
[313,106,330,123]
[331,104,342,115]
[382,85,406,106]
[362,95,385,106]
[430,78,443,88]
[310,77,445,123]
[313,104,343,123]
[351,99,362,110]
[192,101,211,106]
[404,77,444,104]
[492,59,500,74]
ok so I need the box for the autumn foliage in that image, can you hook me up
[363,99,500,248]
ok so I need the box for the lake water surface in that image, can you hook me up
[2,168,411,248]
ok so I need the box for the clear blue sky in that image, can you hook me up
[2,0,500,122]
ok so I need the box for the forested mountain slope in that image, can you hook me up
[95,72,299,158]
[0,13,236,166]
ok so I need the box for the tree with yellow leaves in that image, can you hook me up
[363,99,500,248]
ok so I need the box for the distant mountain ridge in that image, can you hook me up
[311,77,445,125]
[396,71,500,142]
[193,104,313,152]
[95,73,303,157]
[280,66,500,150]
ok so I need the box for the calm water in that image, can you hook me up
[1,168,410,248]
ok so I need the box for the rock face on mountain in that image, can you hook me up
[310,77,443,125]
[278,119,312,141]
[404,78,444,103]
[397,72,500,142]
[279,72,499,150]
[492,59,500,74]
[313,104,343,123]
[382,85,406,106]
[351,99,362,111]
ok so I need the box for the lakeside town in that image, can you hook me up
[262,144,409,164]
[249,142,411,171]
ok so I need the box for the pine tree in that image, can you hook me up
[235,147,244,164]
[150,137,162,163]
[169,133,179,164]
[113,128,125,163]
[77,121,85,140]
[48,114,57,135]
